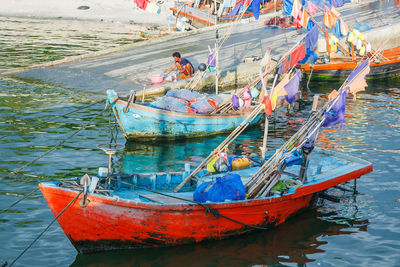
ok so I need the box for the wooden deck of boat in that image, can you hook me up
[139,193,194,204]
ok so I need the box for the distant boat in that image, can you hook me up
[39,148,372,253]
[106,89,263,140]
[170,0,282,28]
[298,46,400,80]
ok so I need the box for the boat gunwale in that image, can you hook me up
[39,149,373,211]
[114,99,260,119]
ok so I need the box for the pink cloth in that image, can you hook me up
[306,1,318,15]
[134,0,148,10]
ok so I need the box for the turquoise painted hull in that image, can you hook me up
[107,91,263,140]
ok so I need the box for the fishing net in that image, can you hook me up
[150,96,190,113]
[166,89,202,101]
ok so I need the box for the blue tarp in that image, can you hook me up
[193,174,246,203]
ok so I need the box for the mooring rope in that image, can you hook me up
[3,108,106,180]
[0,188,40,214]
[7,191,82,267]
[109,177,269,230]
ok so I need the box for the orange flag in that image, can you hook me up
[300,9,310,29]
[347,64,370,99]
[330,6,341,18]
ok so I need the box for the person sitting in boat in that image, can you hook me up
[164,52,194,80]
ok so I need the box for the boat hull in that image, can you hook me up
[39,150,372,253]
[298,47,400,80]
[110,99,263,140]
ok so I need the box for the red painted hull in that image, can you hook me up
[39,163,372,253]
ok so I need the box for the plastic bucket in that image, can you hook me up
[150,74,164,84]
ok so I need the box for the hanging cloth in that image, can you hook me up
[339,18,349,36]
[323,5,334,28]
[300,9,310,28]
[134,0,148,10]
[334,18,342,37]
[306,24,319,50]
[227,0,243,17]
[251,0,262,20]
[283,0,293,15]
[290,42,306,67]
[306,19,315,31]
[306,0,319,15]
[270,74,290,110]
[291,0,302,20]
[145,2,160,13]
[322,90,348,127]
[284,69,302,104]
[330,6,341,18]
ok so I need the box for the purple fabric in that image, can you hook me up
[306,24,319,50]
[208,54,216,67]
[284,69,302,104]
[232,94,239,110]
[347,59,369,84]
[227,1,242,17]
[322,89,348,127]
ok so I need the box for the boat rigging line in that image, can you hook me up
[0,99,104,141]
[2,107,107,180]
[5,191,83,267]
[0,188,39,214]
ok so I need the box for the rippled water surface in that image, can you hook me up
[1,15,400,267]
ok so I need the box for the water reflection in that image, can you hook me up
[71,206,369,267]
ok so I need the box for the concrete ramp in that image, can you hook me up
[2,0,399,97]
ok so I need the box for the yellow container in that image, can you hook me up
[231,158,250,171]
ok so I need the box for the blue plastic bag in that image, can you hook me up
[193,174,246,203]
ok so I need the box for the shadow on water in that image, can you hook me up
[71,208,369,267]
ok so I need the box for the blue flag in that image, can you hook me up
[251,0,261,20]
[283,0,293,15]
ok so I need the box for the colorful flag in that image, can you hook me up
[330,6,341,18]
[306,1,319,15]
[306,24,319,50]
[251,0,261,20]
[145,2,160,13]
[300,9,310,28]
[284,69,302,104]
[270,74,290,110]
[346,60,370,98]
[323,90,348,127]
[283,0,293,15]
[323,6,334,28]
[339,18,349,36]
[290,43,306,67]
[262,95,272,116]
[134,0,148,10]
[291,0,302,20]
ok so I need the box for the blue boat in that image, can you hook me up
[106,90,263,140]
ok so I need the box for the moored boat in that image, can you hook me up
[106,89,264,140]
[171,0,282,28]
[298,46,400,80]
[39,148,372,253]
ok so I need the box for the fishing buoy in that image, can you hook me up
[347,31,354,43]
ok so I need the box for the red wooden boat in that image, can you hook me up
[298,46,400,80]
[39,148,372,253]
